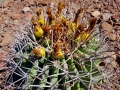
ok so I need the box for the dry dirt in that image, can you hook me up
[0,0,120,90]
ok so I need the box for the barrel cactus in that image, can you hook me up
[6,2,108,90]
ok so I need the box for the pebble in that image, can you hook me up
[27,13,33,20]
[91,10,100,17]
[3,0,14,8]
[28,0,34,5]
[22,7,31,13]
[0,33,13,47]
[3,0,9,7]
[11,13,21,20]
[100,22,113,32]
[102,13,113,21]
[100,22,116,41]
[109,33,116,41]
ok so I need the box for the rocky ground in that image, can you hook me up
[0,0,120,89]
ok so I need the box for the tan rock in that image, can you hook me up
[22,7,31,13]
[91,10,101,17]
[0,33,13,47]
[100,22,113,31]
[3,0,14,7]
[38,0,48,5]
[33,8,39,13]
[100,22,116,41]
[102,13,113,21]
[10,13,21,20]
[100,22,114,37]
[28,0,34,5]
[107,6,113,11]
[109,33,116,41]
[27,13,33,20]
[3,0,9,7]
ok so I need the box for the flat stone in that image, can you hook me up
[100,22,115,40]
[10,13,21,20]
[109,33,116,41]
[38,0,48,6]
[102,13,113,21]
[91,10,100,17]
[27,13,33,20]
[100,22,113,32]
[0,33,13,47]
[3,0,9,7]
[28,0,34,5]
[3,0,14,7]
[22,7,31,13]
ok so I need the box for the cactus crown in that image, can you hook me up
[31,1,97,59]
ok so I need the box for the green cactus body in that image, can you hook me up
[58,58,67,90]
[8,2,107,90]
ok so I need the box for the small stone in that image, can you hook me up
[3,0,14,7]
[0,33,13,46]
[102,13,113,21]
[3,0,9,7]
[91,10,100,17]
[27,13,33,20]
[49,2,54,8]
[28,0,34,5]
[107,6,113,11]
[112,12,119,19]
[22,7,31,13]
[86,8,92,13]
[11,13,21,20]
[38,0,48,6]
[100,22,114,39]
[109,33,116,41]
[100,22,113,32]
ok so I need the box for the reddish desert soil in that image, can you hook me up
[0,0,120,89]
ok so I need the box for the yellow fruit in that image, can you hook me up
[38,15,45,26]
[75,33,89,42]
[81,33,89,41]
[52,49,63,59]
[34,25,43,38]
[70,23,77,31]
[30,47,45,57]
[36,8,45,26]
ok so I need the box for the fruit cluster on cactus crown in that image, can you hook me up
[31,1,97,59]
